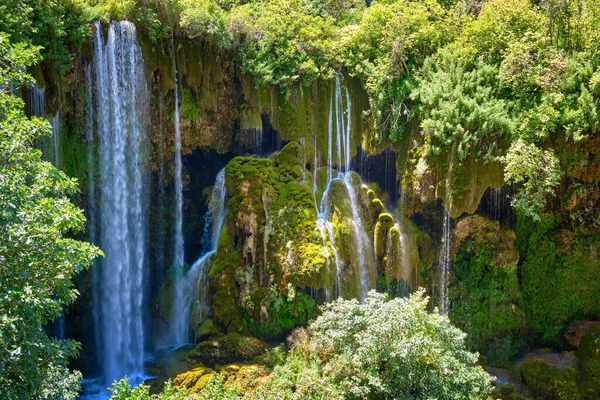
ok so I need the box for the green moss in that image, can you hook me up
[517,215,600,343]
[520,353,579,399]
[374,213,394,259]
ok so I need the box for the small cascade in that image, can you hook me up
[29,84,45,117]
[438,148,455,315]
[439,210,451,314]
[254,128,263,156]
[313,76,376,302]
[91,20,149,385]
[171,37,187,347]
[51,109,61,169]
[184,169,227,337]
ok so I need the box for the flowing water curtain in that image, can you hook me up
[171,35,187,347]
[91,20,150,385]
[312,76,377,302]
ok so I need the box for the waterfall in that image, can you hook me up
[314,76,376,302]
[85,63,102,365]
[91,20,149,385]
[171,37,187,347]
[29,84,45,117]
[254,128,263,156]
[184,169,227,335]
[51,109,61,169]
[438,148,455,315]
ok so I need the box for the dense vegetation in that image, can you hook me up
[1,0,600,398]
[109,291,493,399]
[3,0,597,219]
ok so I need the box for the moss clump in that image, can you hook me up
[517,215,600,342]
[173,365,216,393]
[450,215,524,363]
[196,318,221,341]
[520,351,579,399]
[368,198,385,226]
[578,327,600,398]
[374,213,394,259]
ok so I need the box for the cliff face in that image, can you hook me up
[33,26,600,389]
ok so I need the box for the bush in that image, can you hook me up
[260,290,494,399]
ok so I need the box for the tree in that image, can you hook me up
[0,34,101,399]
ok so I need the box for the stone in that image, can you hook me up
[520,350,579,399]
[560,320,600,350]
[187,333,269,367]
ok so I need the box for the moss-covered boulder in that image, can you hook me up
[520,350,579,399]
[173,364,216,394]
[578,327,600,398]
[187,333,269,368]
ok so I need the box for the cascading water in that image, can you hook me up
[171,37,187,347]
[51,109,61,169]
[438,148,455,315]
[183,169,227,333]
[314,76,376,302]
[91,20,149,385]
[29,84,45,117]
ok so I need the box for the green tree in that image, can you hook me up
[0,35,101,398]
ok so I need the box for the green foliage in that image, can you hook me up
[502,139,562,221]
[231,0,335,95]
[259,290,493,399]
[179,0,232,47]
[517,216,600,343]
[246,288,316,339]
[109,378,186,399]
[0,35,100,399]
[341,0,451,141]
[412,51,514,161]
[0,0,92,71]
[196,374,240,399]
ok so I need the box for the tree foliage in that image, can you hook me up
[0,34,100,399]
[257,290,493,399]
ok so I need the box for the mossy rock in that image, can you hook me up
[520,351,579,399]
[374,213,394,259]
[453,215,519,270]
[196,318,222,341]
[578,327,600,398]
[173,364,216,394]
[187,333,269,367]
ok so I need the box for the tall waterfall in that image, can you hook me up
[171,38,187,347]
[183,169,227,334]
[91,21,149,385]
[315,76,376,302]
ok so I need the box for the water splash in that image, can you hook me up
[91,20,149,385]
